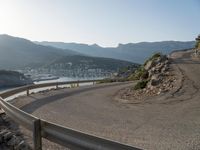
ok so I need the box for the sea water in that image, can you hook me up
[2,77,103,101]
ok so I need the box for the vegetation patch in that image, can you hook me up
[98,78,128,84]
[128,66,148,81]
[133,80,148,90]
[195,40,200,49]
[144,52,161,66]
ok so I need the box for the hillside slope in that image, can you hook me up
[0,34,79,69]
[0,35,138,75]
[0,70,32,88]
[43,55,137,70]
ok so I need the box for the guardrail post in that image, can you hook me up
[33,119,42,150]
[27,88,29,96]
[56,83,58,89]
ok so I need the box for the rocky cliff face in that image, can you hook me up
[0,70,32,89]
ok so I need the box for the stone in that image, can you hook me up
[151,74,160,80]
[148,70,153,78]
[144,60,155,70]
[7,135,20,146]
[161,64,168,73]
[164,60,169,65]
[157,88,162,95]
[3,131,13,141]
[0,130,8,137]
[15,140,27,150]
[149,75,161,86]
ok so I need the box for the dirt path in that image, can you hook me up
[11,49,200,150]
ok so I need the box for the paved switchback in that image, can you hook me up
[11,49,200,150]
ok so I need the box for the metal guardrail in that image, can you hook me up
[0,80,140,150]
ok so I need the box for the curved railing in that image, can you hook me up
[0,80,140,150]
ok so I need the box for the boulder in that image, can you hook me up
[140,70,149,80]
[148,69,154,78]
[3,132,13,141]
[149,74,163,86]
[144,60,155,70]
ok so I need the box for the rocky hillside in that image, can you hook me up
[117,53,179,101]
[0,34,79,69]
[0,70,32,89]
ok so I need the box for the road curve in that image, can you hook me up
[11,49,200,150]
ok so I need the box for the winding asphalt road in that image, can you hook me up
[11,49,200,150]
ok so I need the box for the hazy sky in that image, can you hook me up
[0,0,199,47]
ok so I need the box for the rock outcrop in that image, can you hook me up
[136,53,176,96]
[117,53,178,101]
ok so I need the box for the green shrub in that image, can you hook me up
[98,78,128,84]
[128,66,148,80]
[134,80,148,90]
[144,52,162,66]
[97,78,116,84]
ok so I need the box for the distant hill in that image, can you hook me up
[41,55,138,78]
[0,34,80,69]
[43,55,137,71]
[0,35,137,74]
[0,70,32,89]
[36,41,195,63]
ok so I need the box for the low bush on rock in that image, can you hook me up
[128,67,148,80]
[134,80,148,90]
[144,53,161,66]
[133,52,170,93]
[98,78,128,83]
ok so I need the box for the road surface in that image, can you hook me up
[11,49,200,150]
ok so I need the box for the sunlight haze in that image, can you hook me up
[0,0,199,46]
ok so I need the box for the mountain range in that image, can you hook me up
[0,34,195,73]
[0,34,135,72]
[0,34,81,69]
[36,40,195,63]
